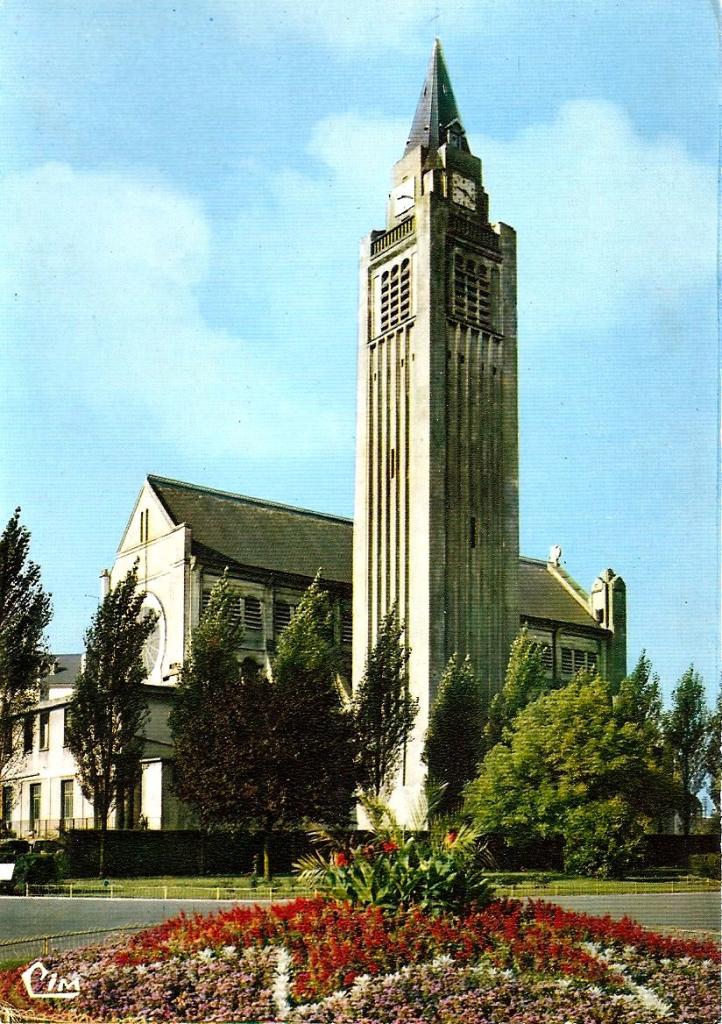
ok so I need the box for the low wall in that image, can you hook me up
[62,829,315,878]
[61,829,719,878]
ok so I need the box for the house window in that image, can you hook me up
[39,711,50,750]
[561,647,598,675]
[1,785,12,825]
[243,596,263,631]
[23,715,34,754]
[560,648,573,674]
[341,606,353,646]
[274,601,294,635]
[201,589,213,616]
[139,508,149,544]
[29,783,41,828]
[60,780,74,823]
[469,516,477,549]
[587,650,598,671]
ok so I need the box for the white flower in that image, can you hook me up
[197,948,214,961]
[273,945,292,1020]
[352,974,372,991]
[431,954,454,967]
[221,945,237,958]
[135,965,148,976]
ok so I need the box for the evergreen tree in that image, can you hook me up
[169,572,246,830]
[65,565,156,873]
[485,628,549,748]
[423,654,485,815]
[352,607,416,797]
[663,666,711,835]
[614,651,663,730]
[0,509,52,780]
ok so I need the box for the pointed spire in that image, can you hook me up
[405,39,469,155]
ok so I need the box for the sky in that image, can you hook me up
[0,0,718,704]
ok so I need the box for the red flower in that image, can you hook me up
[333,851,349,867]
[444,830,458,847]
[381,840,399,854]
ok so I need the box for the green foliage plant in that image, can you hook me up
[295,795,493,915]
[561,797,645,878]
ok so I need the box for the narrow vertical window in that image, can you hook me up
[470,516,477,548]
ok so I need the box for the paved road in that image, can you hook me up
[0,892,718,946]
[545,893,720,934]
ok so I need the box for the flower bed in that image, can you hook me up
[0,898,718,1022]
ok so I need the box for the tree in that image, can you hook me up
[352,607,416,797]
[663,666,710,835]
[464,673,674,876]
[169,571,246,829]
[0,509,52,781]
[171,573,357,879]
[485,628,550,749]
[704,688,721,822]
[65,565,156,873]
[423,654,485,815]
[613,652,671,829]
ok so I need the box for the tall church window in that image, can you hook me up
[23,715,34,754]
[380,259,411,334]
[451,253,492,329]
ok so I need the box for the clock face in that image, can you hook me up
[392,181,415,217]
[451,172,477,211]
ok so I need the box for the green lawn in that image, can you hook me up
[31,869,718,899]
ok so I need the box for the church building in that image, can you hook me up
[1,42,626,838]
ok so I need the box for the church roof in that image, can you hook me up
[405,38,469,155]
[519,557,602,630]
[147,476,353,585]
[146,476,603,629]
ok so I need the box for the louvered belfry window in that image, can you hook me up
[380,258,411,334]
[452,254,491,329]
[244,596,263,631]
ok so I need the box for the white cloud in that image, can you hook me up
[473,99,717,334]
[0,162,350,458]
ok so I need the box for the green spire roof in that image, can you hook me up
[405,39,469,155]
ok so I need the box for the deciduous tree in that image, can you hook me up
[65,565,155,873]
[0,509,52,781]
[423,655,485,815]
[663,666,710,835]
[465,673,674,876]
[171,573,357,879]
[352,608,415,798]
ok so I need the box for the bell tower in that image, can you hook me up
[352,40,519,821]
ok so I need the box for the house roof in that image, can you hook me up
[46,654,82,684]
[519,558,601,630]
[148,475,353,585]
